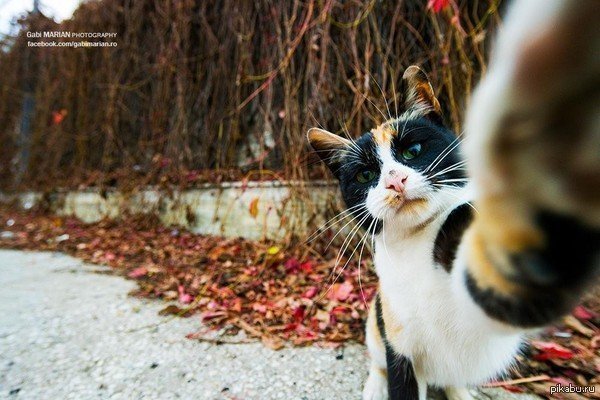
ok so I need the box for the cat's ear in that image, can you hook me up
[402,65,443,123]
[307,128,351,178]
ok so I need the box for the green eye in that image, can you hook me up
[402,143,422,160]
[356,170,377,183]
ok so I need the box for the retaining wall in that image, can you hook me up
[1,181,342,241]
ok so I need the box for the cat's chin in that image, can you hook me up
[385,194,429,214]
[378,198,439,231]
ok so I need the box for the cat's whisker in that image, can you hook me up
[356,211,381,306]
[426,160,468,180]
[324,211,372,296]
[399,117,410,139]
[432,185,479,214]
[330,197,389,279]
[323,207,371,253]
[331,211,372,273]
[390,68,399,120]
[305,203,366,243]
[423,134,465,174]
[371,73,393,122]
[357,89,388,124]
[340,122,363,155]
[435,178,469,184]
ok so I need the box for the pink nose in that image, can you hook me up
[385,171,408,193]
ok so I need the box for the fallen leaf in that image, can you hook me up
[573,305,596,321]
[301,286,318,299]
[178,285,194,304]
[249,197,259,218]
[328,281,353,301]
[532,340,575,361]
[128,266,148,278]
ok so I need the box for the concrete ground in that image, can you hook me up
[0,250,540,400]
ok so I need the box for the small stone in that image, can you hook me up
[0,231,15,239]
[55,234,70,242]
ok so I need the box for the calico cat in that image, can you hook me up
[307,2,599,399]
[309,65,519,400]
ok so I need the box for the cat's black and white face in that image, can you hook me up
[308,66,467,234]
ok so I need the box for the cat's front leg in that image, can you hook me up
[363,296,389,400]
[461,0,599,327]
[444,387,476,400]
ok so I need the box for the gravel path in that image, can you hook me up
[0,250,539,400]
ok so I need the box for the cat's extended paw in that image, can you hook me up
[461,0,600,323]
[362,369,389,400]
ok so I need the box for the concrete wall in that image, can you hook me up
[1,181,342,241]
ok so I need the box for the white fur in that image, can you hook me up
[364,142,523,395]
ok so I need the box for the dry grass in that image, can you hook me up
[0,0,501,190]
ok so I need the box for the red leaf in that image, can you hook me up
[292,306,305,323]
[573,305,596,320]
[531,340,575,361]
[252,303,267,313]
[52,109,67,125]
[328,281,353,301]
[301,286,318,299]
[159,157,171,168]
[300,261,315,274]
[501,385,524,393]
[178,285,193,304]
[427,0,450,13]
[284,258,301,273]
[128,266,147,279]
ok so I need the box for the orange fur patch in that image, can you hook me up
[380,292,403,344]
[371,124,396,145]
[464,225,521,296]
[367,297,385,353]
[478,195,544,253]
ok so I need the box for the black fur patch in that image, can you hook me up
[434,203,474,272]
[375,295,419,400]
[335,132,383,233]
[511,211,600,288]
[391,117,466,187]
[464,272,573,327]
[465,211,600,327]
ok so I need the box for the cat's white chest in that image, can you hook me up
[373,227,524,386]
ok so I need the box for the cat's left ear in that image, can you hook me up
[307,128,352,179]
[402,65,443,124]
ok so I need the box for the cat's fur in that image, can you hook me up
[307,1,599,399]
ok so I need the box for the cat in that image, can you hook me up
[307,2,599,399]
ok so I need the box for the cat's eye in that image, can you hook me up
[402,143,422,160]
[356,170,377,183]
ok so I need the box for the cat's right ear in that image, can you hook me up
[402,65,443,124]
[307,128,352,178]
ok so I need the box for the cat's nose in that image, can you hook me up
[385,171,408,193]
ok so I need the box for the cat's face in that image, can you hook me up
[308,66,467,234]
